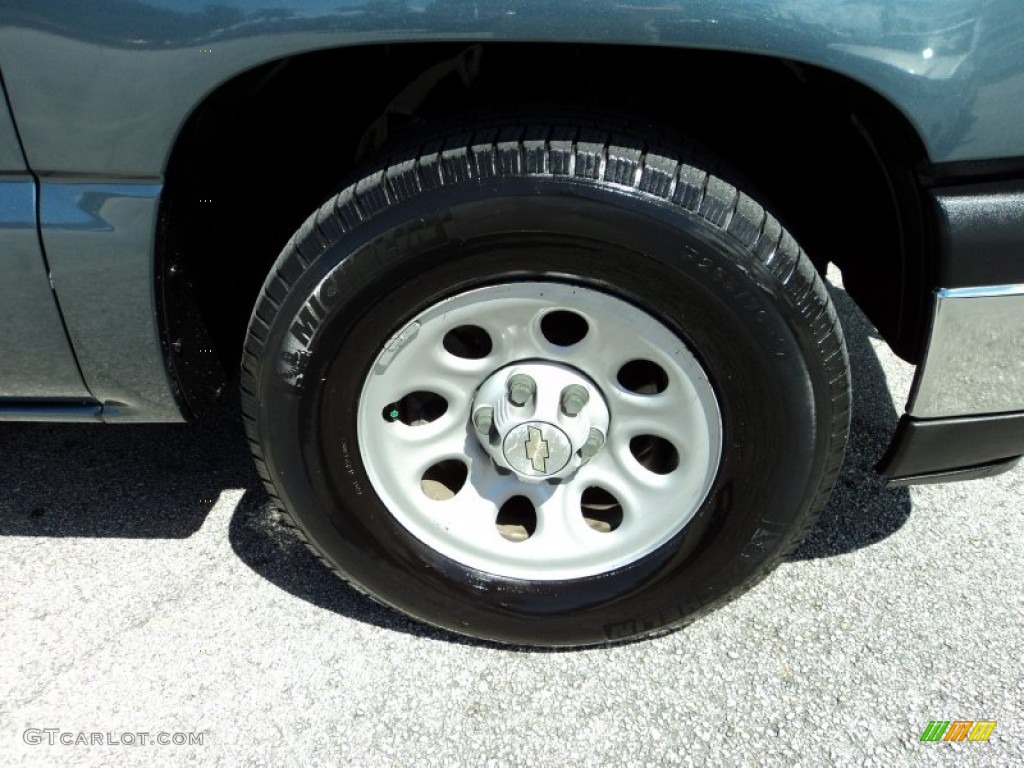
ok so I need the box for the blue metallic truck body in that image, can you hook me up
[3,1,1024,172]
[0,0,1022,481]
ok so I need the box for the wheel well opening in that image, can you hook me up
[160,41,931,410]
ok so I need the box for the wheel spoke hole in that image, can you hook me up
[581,487,623,533]
[496,496,536,542]
[540,310,589,346]
[443,325,492,359]
[383,391,447,425]
[629,435,679,475]
[420,460,468,500]
[617,359,669,394]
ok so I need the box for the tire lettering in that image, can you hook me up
[316,273,339,307]
[290,295,325,347]
[604,605,685,641]
[280,274,342,388]
[340,440,363,495]
[385,216,448,256]
[289,272,340,349]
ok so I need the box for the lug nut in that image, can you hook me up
[473,406,494,435]
[507,374,536,406]
[580,428,605,461]
[560,384,589,416]
[473,405,493,436]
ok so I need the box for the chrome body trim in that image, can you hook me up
[908,285,1024,418]
[0,402,101,422]
[937,284,1024,299]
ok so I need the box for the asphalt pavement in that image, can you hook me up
[1,271,1021,767]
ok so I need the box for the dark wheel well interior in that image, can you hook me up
[159,42,931,413]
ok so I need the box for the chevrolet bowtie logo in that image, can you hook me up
[525,426,550,472]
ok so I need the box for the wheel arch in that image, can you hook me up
[158,41,934,414]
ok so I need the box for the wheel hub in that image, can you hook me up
[472,362,610,482]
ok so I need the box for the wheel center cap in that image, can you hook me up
[503,422,572,477]
[471,362,610,483]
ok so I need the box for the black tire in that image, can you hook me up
[241,118,850,647]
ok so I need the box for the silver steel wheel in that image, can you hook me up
[357,282,722,580]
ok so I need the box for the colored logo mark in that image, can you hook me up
[920,720,996,742]
[525,426,550,472]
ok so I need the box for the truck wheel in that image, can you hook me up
[241,119,850,646]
